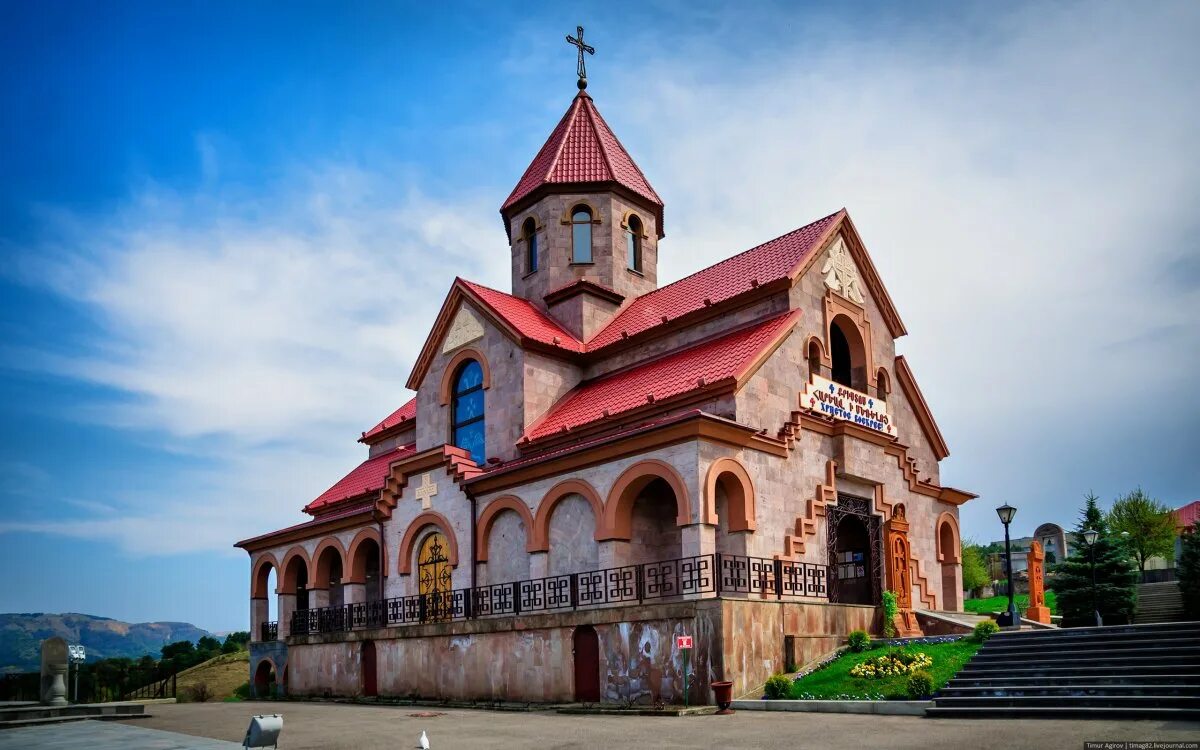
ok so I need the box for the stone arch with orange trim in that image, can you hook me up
[437,348,492,406]
[935,511,961,563]
[279,547,311,593]
[311,537,349,589]
[476,495,538,562]
[397,511,461,575]
[602,459,692,540]
[531,478,606,551]
[251,552,279,598]
[704,457,756,532]
[346,528,385,584]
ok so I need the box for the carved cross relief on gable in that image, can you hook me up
[442,305,485,354]
[413,472,438,510]
[821,236,865,305]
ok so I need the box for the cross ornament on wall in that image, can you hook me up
[414,472,438,510]
[565,25,595,88]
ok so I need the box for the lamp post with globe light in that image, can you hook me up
[996,503,1020,627]
[1083,528,1102,626]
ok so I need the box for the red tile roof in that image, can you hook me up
[501,91,662,221]
[360,397,416,442]
[460,279,585,353]
[303,443,416,514]
[1176,500,1200,530]
[524,310,801,442]
[586,210,844,351]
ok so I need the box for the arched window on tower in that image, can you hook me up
[522,217,538,274]
[571,206,593,264]
[807,339,824,381]
[452,360,485,465]
[625,214,643,272]
[829,316,867,392]
[875,367,891,402]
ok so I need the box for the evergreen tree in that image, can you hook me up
[1178,521,1200,620]
[1049,492,1138,627]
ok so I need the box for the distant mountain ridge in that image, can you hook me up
[0,612,215,673]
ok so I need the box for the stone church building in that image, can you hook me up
[236,77,974,705]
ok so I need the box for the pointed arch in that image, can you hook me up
[397,510,460,575]
[476,495,538,562]
[251,553,279,599]
[602,459,691,540]
[936,511,961,563]
[531,478,605,551]
[704,457,756,532]
[346,528,385,584]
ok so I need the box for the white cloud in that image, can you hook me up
[6,0,1199,554]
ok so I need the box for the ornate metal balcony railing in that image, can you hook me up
[260,620,279,642]
[289,552,829,636]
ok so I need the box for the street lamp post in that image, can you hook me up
[1083,528,1102,627]
[996,503,1020,627]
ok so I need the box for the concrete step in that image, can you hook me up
[938,684,1199,698]
[980,636,1200,653]
[925,705,1200,720]
[992,621,1198,640]
[970,651,1200,668]
[947,674,1200,688]
[0,702,146,724]
[932,695,1200,709]
[958,664,1196,679]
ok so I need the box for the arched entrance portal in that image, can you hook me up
[418,532,453,622]
[827,494,882,605]
[572,625,600,703]
[253,659,277,699]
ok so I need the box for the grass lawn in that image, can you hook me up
[787,639,981,700]
[964,590,1057,616]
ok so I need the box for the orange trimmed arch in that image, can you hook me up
[602,459,691,541]
[311,537,348,589]
[251,553,279,599]
[437,348,491,406]
[936,511,961,563]
[279,546,311,594]
[346,528,385,584]
[532,478,605,551]
[397,510,460,575]
[476,495,537,562]
[704,457,756,532]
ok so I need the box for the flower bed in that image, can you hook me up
[848,650,932,679]
[777,636,980,701]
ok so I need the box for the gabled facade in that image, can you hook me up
[236,85,975,706]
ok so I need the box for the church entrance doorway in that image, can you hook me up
[361,640,377,697]
[572,625,600,703]
[827,494,882,606]
[418,532,453,622]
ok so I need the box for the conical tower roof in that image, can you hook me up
[501,91,663,237]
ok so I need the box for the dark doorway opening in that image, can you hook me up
[827,494,882,605]
[573,625,600,703]
[253,660,276,699]
[362,641,377,697]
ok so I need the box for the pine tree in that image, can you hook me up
[1049,492,1139,627]
[1178,521,1200,620]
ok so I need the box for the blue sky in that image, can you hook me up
[2,1,1198,633]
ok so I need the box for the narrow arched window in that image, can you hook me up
[829,316,867,391]
[452,360,485,464]
[571,206,593,264]
[523,217,538,273]
[626,215,643,272]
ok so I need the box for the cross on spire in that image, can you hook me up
[565,25,595,90]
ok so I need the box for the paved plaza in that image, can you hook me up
[1,701,1184,750]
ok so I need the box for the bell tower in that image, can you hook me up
[499,27,665,341]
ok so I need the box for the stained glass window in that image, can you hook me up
[452,360,485,465]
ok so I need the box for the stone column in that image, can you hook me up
[277,592,296,637]
[529,551,549,580]
[309,587,330,609]
[343,582,366,605]
[250,597,269,641]
[1026,541,1051,624]
[597,540,628,570]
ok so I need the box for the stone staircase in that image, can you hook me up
[1135,581,1185,624]
[926,621,1200,719]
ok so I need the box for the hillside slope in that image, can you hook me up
[177,651,249,700]
[0,612,215,673]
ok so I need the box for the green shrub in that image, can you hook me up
[881,591,899,638]
[906,670,934,699]
[847,630,870,652]
[233,681,252,700]
[764,673,793,699]
[972,620,1000,642]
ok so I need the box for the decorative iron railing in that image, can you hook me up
[260,620,279,642]
[289,553,829,636]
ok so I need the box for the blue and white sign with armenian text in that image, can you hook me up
[801,375,896,437]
